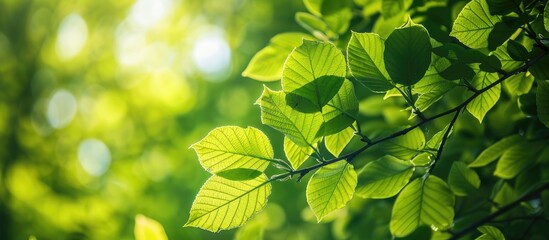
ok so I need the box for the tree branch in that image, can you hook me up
[448,183,549,240]
[428,107,461,172]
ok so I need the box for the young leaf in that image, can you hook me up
[476,225,505,240]
[135,215,168,240]
[537,80,549,128]
[390,176,455,237]
[448,162,481,196]
[243,33,314,82]
[494,140,546,179]
[185,174,271,232]
[282,40,346,111]
[378,128,425,160]
[356,155,414,199]
[450,0,501,49]
[284,137,314,169]
[466,71,500,123]
[325,127,355,157]
[347,32,393,92]
[258,87,323,147]
[191,126,273,174]
[318,79,359,136]
[306,161,357,221]
[468,135,522,168]
[384,24,432,86]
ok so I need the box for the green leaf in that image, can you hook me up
[494,140,546,179]
[529,53,549,83]
[545,1,549,32]
[295,12,333,39]
[506,40,529,61]
[448,162,481,196]
[450,0,501,49]
[356,155,414,199]
[135,215,168,240]
[303,0,322,16]
[476,225,506,240]
[306,161,357,221]
[487,21,516,51]
[320,0,352,35]
[537,80,549,128]
[318,79,359,136]
[347,32,393,92]
[191,126,273,174]
[284,137,314,169]
[185,174,271,232]
[382,0,413,19]
[378,128,425,160]
[504,72,534,96]
[242,32,313,82]
[469,135,522,168]
[384,24,432,86]
[486,0,520,15]
[390,176,455,237]
[325,126,355,157]
[466,71,500,123]
[492,43,521,72]
[426,125,452,150]
[258,87,323,147]
[282,40,346,111]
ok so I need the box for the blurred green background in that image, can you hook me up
[0,0,323,239]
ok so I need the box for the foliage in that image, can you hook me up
[187,0,549,239]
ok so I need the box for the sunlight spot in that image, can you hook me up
[56,13,88,60]
[78,139,111,176]
[128,0,173,29]
[191,29,231,80]
[47,89,77,129]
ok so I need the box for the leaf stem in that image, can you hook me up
[428,107,461,173]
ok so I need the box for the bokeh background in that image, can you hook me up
[0,0,318,239]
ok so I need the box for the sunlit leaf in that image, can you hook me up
[347,32,393,92]
[258,87,323,147]
[384,23,432,86]
[545,1,549,32]
[492,43,522,72]
[135,215,168,240]
[448,162,481,196]
[284,137,314,169]
[426,125,451,150]
[191,126,273,174]
[469,135,521,168]
[466,71,500,123]
[382,0,412,18]
[450,0,501,49]
[476,225,505,240]
[185,174,271,232]
[356,155,414,199]
[504,72,534,96]
[295,12,334,39]
[390,176,455,237]
[318,79,359,136]
[494,140,546,179]
[325,126,354,157]
[378,128,425,160]
[306,161,357,221]
[320,0,352,34]
[537,80,549,128]
[282,40,346,111]
[243,32,314,81]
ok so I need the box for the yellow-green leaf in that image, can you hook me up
[325,127,355,157]
[191,126,273,174]
[258,87,323,147]
[378,128,425,160]
[347,32,393,92]
[185,174,271,232]
[319,79,359,136]
[450,0,501,49]
[494,140,546,179]
[390,176,455,237]
[356,155,414,199]
[306,161,357,221]
[469,135,522,168]
[476,225,505,240]
[135,214,168,240]
[284,137,314,169]
[243,32,313,81]
[466,71,500,123]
